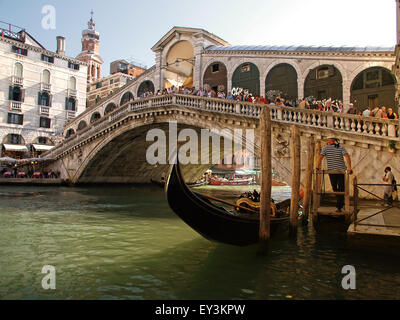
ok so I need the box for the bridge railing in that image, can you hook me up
[49,94,400,159]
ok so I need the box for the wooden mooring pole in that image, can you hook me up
[290,125,301,236]
[312,141,322,225]
[302,135,315,225]
[259,107,272,243]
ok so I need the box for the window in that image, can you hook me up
[14,63,23,77]
[41,54,54,63]
[65,97,76,111]
[38,92,51,106]
[212,64,219,73]
[241,64,250,72]
[68,62,80,70]
[9,86,25,102]
[7,113,23,125]
[69,76,77,90]
[12,46,28,56]
[42,70,50,84]
[317,67,329,79]
[96,82,101,89]
[39,117,51,128]
[38,137,48,144]
[110,79,114,85]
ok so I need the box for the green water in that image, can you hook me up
[0,185,399,300]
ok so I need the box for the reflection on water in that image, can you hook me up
[0,185,399,300]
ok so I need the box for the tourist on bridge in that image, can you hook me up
[387,108,398,119]
[347,103,357,114]
[316,137,353,213]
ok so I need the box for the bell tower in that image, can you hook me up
[76,11,103,83]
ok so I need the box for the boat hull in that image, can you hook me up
[165,162,289,246]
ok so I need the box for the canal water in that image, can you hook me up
[0,184,399,300]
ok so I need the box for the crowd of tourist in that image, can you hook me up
[136,86,398,119]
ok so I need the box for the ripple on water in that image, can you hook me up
[0,185,399,300]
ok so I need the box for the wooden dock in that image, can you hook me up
[348,205,400,238]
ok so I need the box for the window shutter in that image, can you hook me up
[38,92,42,105]
[49,94,52,107]
[21,89,25,102]
[50,56,54,63]
[65,97,68,110]
[9,86,13,100]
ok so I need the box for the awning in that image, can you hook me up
[32,144,54,151]
[3,144,28,152]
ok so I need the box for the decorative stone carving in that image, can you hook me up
[274,133,290,158]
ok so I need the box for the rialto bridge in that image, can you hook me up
[44,94,400,199]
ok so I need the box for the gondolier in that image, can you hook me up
[316,136,353,212]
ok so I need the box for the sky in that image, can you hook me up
[0,0,397,75]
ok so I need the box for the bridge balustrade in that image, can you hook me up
[50,94,400,160]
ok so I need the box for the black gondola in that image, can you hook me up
[165,160,290,246]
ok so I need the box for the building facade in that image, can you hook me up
[0,23,87,158]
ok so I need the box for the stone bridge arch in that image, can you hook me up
[65,115,258,185]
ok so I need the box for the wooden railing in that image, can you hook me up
[312,170,352,222]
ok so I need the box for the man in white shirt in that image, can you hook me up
[362,107,371,117]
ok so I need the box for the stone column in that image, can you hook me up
[154,50,163,91]
[260,75,265,98]
[193,35,204,90]
[227,74,232,93]
[342,80,351,107]
[298,79,304,99]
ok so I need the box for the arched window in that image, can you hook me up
[104,103,117,115]
[69,76,76,90]
[42,70,50,84]
[77,121,87,131]
[3,133,25,145]
[14,62,23,77]
[120,92,134,105]
[90,112,101,123]
[65,128,75,138]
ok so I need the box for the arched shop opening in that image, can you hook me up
[232,62,260,96]
[203,62,228,93]
[164,40,194,89]
[350,67,396,111]
[265,63,298,100]
[304,65,342,101]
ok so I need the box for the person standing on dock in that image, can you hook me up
[316,137,353,213]
[382,167,395,206]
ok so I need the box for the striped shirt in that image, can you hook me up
[320,145,348,170]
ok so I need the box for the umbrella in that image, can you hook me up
[0,157,17,163]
